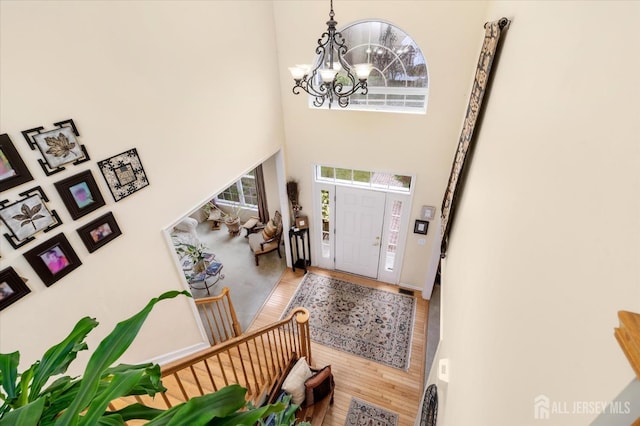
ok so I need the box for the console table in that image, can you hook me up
[289,227,311,272]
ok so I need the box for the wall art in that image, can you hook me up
[54,169,105,220]
[98,148,149,202]
[0,133,33,192]
[23,233,82,287]
[0,267,31,311]
[440,18,510,257]
[76,211,122,253]
[0,186,62,249]
[22,119,90,176]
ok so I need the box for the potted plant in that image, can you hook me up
[175,241,211,273]
[210,204,242,235]
[0,290,286,426]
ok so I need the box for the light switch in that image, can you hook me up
[438,358,450,382]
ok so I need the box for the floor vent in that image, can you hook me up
[399,288,414,296]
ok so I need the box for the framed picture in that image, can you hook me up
[54,170,106,220]
[98,148,149,202]
[0,267,31,311]
[0,186,62,249]
[23,233,81,287]
[21,119,90,176]
[295,215,309,230]
[0,133,33,192]
[76,211,122,253]
[414,219,429,235]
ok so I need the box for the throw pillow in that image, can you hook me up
[281,357,312,405]
[262,220,277,240]
[303,365,334,407]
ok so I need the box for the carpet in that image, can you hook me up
[345,398,399,426]
[282,272,416,370]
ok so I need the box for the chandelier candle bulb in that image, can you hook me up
[296,64,311,75]
[319,68,339,83]
[354,63,374,80]
[289,66,306,80]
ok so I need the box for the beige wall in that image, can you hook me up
[274,1,489,290]
[0,1,285,374]
[437,1,640,424]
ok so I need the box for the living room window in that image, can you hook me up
[216,169,257,208]
[311,20,429,114]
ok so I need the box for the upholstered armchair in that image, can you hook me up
[248,211,283,266]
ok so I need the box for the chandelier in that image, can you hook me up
[289,0,373,109]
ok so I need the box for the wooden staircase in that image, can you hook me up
[112,302,311,420]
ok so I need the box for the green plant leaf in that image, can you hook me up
[103,363,166,396]
[40,380,119,426]
[15,364,35,408]
[0,352,19,403]
[210,403,284,426]
[54,290,190,426]
[0,397,45,426]
[146,384,249,426]
[40,375,74,396]
[30,316,99,401]
[105,403,164,421]
[95,414,125,426]
[79,369,145,426]
[38,379,80,425]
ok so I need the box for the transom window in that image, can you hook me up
[316,165,412,193]
[311,20,429,114]
[215,169,257,207]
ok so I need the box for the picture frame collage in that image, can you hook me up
[0,118,150,309]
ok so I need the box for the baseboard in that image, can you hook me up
[399,282,423,292]
[143,342,211,366]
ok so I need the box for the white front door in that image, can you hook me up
[335,186,386,278]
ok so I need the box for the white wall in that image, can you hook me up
[0,1,285,374]
[273,1,488,290]
[437,1,640,424]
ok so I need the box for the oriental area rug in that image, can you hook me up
[282,272,416,370]
[344,398,399,426]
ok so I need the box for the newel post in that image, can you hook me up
[296,308,312,365]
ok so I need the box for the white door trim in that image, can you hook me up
[312,181,413,284]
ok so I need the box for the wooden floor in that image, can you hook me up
[249,267,429,426]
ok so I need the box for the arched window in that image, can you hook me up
[312,20,429,114]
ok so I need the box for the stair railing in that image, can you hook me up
[195,287,242,345]
[114,307,310,411]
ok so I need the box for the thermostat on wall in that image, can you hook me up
[421,205,436,221]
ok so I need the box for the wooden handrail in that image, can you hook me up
[615,310,640,380]
[195,287,242,344]
[162,307,310,374]
[113,307,311,413]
